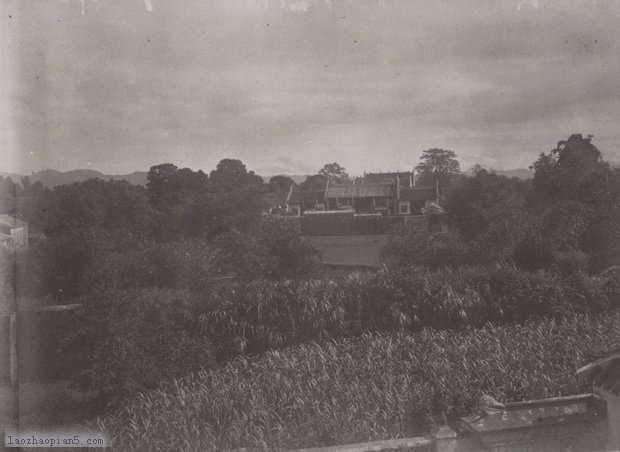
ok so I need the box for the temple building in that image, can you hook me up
[287,171,437,216]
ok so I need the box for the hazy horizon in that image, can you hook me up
[0,162,537,180]
[2,0,620,176]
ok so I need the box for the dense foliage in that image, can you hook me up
[415,148,461,192]
[318,162,349,182]
[213,220,319,281]
[204,266,620,359]
[387,135,620,272]
[96,311,620,451]
[13,234,214,301]
[3,158,274,243]
[63,288,216,407]
[82,239,215,294]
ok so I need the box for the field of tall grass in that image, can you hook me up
[59,265,620,404]
[205,266,620,359]
[97,311,620,451]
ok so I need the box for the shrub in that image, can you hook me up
[203,266,620,357]
[83,239,214,294]
[62,288,216,408]
[552,250,591,276]
[382,229,472,269]
[204,279,348,360]
[17,229,95,300]
[14,227,150,300]
[96,311,620,450]
[512,232,553,271]
[213,220,320,280]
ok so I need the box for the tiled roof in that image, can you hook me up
[577,346,620,395]
[326,183,395,198]
[399,187,436,202]
[361,172,413,187]
[288,190,325,204]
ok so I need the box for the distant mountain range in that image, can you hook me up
[1,167,542,189]
[0,169,149,187]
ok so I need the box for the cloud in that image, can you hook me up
[2,0,619,175]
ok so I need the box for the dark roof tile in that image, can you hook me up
[326,183,395,198]
[361,172,413,187]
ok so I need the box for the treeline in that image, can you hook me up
[4,220,318,304]
[0,159,307,303]
[1,159,281,241]
[386,134,620,273]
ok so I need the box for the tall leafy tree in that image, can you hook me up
[33,179,154,237]
[202,159,266,236]
[268,175,295,193]
[444,169,528,240]
[145,160,266,240]
[415,148,461,193]
[209,159,263,193]
[299,174,327,191]
[531,134,606,204]
[318,162,348,182]
[146,164,211,239]
[147,164,208,207]
[525,134,620,271]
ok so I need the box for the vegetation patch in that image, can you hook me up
[97,312,620,451]
[205,266,620,359]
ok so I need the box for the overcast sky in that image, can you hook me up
[1,0,619,177]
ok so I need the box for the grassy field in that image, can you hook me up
[304,234,389,267]
[97,311,620,451]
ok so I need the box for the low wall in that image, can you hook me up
[304,234,390,267]
[301,215,428,236]
[293,394,607,452]
[296,436,434,452]
[262,215,429,236]
[302,214,384,236]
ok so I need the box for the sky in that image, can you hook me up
[1,0,620,177]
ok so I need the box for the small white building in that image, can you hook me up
[0,215,28,249]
